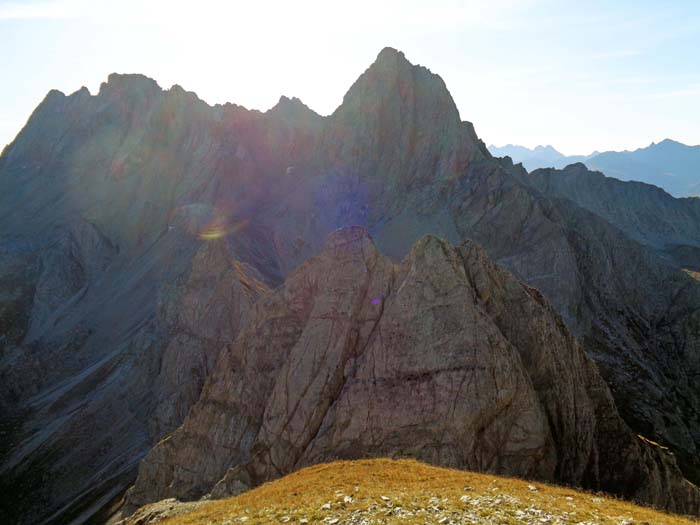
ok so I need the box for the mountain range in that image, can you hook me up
[489,140,700,197]
[1,48,700,524]
[487,144,595,172]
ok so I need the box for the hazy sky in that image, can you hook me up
[1,0,699,155]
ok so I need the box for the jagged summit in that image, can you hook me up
[44,86,91,100]
[534,144,561,154]
[369,46,414,75]
[654,138,680,145]
[317,47,482,200]
[71,85,91,98]
[270,95,306,109]
[98,72,162,97]
[649,138,686,150]
[376,45,406,60]
[336,47,459,121]
[559,161,588,171]
[266,95,322,125]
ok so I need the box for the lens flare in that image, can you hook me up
[169,203,250,240]
[198,218,250,240]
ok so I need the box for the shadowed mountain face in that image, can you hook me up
[0,48,699,523]
[525,163,700,257]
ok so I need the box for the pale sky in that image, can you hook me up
[1,0,699,155]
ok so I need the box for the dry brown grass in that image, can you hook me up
[158,458,698,525]
[683,269,700,281]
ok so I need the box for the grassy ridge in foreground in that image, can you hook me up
[142,459,697,524]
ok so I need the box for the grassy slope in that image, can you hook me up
[137,459,700,525]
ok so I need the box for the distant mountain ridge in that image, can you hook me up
[488,144,594,171]
[489,139,700,197]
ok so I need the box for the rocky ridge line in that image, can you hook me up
[123,228,700,517]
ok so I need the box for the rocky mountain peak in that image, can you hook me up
[368,46,411,76]
[335,47,460,123]
[317,48,480,204]
[323,226,377,259]
[534,145,563,156]
[560,161,588,173]
[98,73,163,100]
[652,138,686,150]
[266,95,322,127]
[271,95,311,111]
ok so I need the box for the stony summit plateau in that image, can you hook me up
[0,48,699,524]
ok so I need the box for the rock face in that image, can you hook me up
[526,163,700,253]
[1,47,700,523]
[0,71,304,524]
[522,163,700,483]
[0,235,268,525]
[124,228,700,515]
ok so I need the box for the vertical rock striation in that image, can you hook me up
[125,229,700,516]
